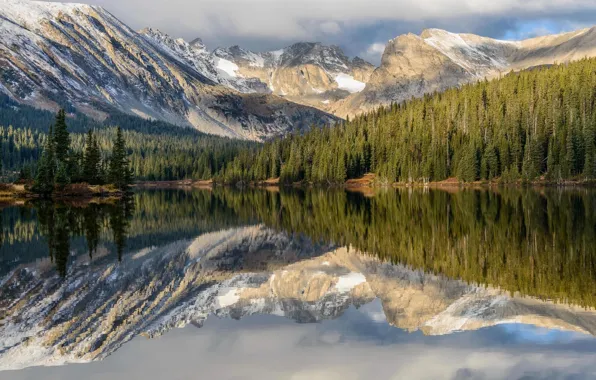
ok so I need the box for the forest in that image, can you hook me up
[0,95,255,182]
[218,58,596,184]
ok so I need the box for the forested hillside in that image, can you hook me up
[0,95,255,181]
[219,58,596,184]
[5,58,596,184]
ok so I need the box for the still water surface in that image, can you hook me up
[1,188,596,379]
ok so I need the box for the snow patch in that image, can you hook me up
[217,288,240,308]
[270,49,285,64]
[423,29,509,73]
[215,57,240,78]
[334,73,365,93]
[334,272,366,292]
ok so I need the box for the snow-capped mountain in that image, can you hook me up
[1,225,595,371]
[334,27,596,117]
[139,28,270,94]
[0,0,336,140]
[3,0,596,138]
[212,42,376,111]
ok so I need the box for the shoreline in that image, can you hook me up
[3,176,595,203]
[0,183,126,204]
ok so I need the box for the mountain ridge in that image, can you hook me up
[332,26,596,117]
[0,0,336,140]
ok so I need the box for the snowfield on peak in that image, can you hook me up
[335,73,366,93]
[215,57,240,78]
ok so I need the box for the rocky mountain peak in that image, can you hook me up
[351,56,375,68]
[189,37,205,48]
[0,0,336,140]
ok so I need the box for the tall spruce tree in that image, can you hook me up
[83,130,102,184]
[53,109,70,165]
[33,127,56,195]
[109,127,132,190]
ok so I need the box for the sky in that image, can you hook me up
[7,300,596,379]
[48,0,596,64]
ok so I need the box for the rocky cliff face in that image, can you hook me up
[215,26,596,119]
[333,27,596,117]
[0,0,336,140]
[1,226,595,371]
[212,42,375,112]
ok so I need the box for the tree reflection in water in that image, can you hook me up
[35,196,134,277]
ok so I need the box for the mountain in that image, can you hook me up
[333,27,596,117]
[212,42,375,112]
[0,0,336,140]
[1,225,595,370]
[3,1,596,140]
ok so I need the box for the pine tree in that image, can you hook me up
[584,123,596,179]
[83,130,101,184]
[33,127,56,195]
[53,109,70,165]
[457,141,478,182]
[109,127,132,190]
[55,161,70,189]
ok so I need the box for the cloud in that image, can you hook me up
[363,42,386,62]
[11,309,596,380]
[319,21,341,35]
[81,0,596,64]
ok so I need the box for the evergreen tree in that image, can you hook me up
[109,127,133,190]
[53,109,70,165]
[584,123,596,179]
[83,130,102,184]
[55,161,70,189]
[457,141,478,182]
[33,127,56,195]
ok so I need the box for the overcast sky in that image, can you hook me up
[8,301,596,379]
[68,0,596,63]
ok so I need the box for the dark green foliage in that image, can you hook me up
[219,58,596,184]
[108,127,132,190]
[53,109,70,164]
[32,127,56,195]
[27,110,136,194]
[0,105,255,182]
[82,130,102,184]
[54,162,70,189]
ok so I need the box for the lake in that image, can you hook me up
[1,188,596,379]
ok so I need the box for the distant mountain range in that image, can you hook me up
[3,0,596,140]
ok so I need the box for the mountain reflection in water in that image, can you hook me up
[1,188,595,375]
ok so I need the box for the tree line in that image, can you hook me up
[0,95,256,182]
[30,110,133,195]
[217,58,596,184]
